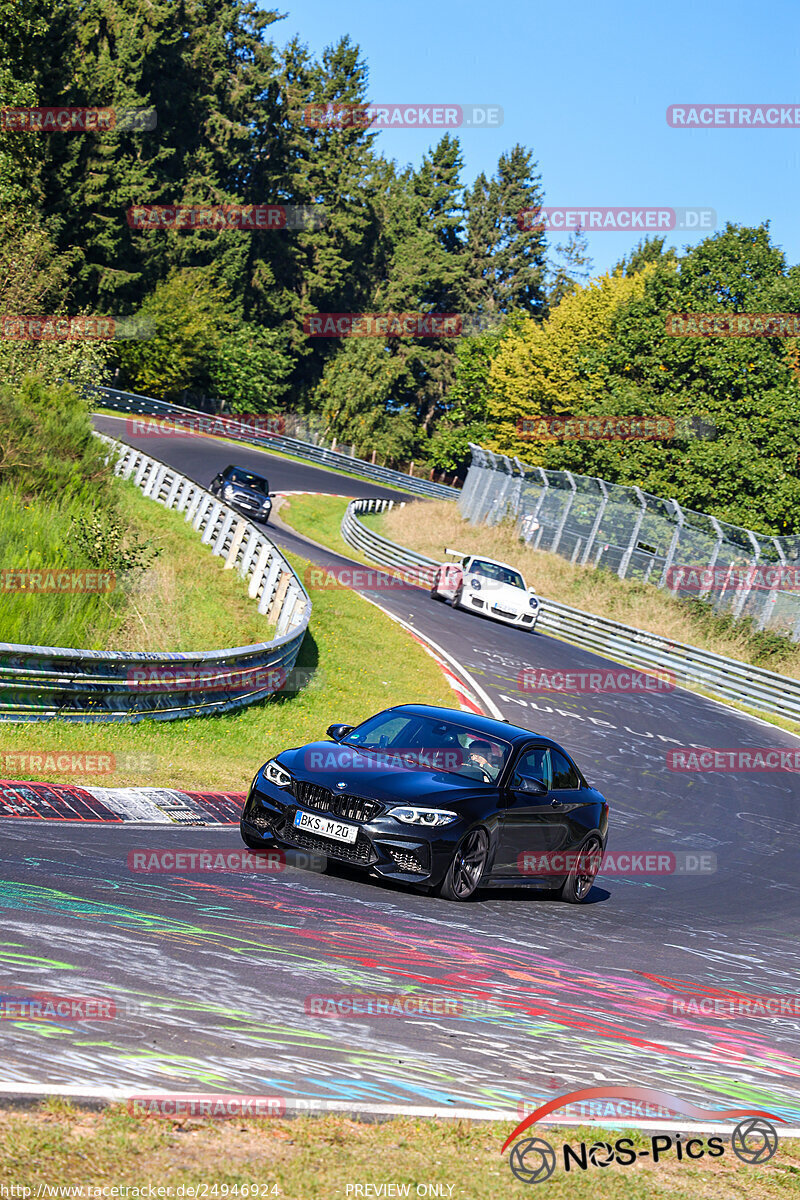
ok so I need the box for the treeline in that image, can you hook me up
[1,0,798,533]
[0,0,567,461]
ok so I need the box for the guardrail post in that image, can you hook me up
[225,520,248,569]
[618,487,647,579]
[488,455,515,525]
[658,498,685,589]
[731,530,761,620]
[212,510,236,555]
[550,471,577,555]
[699,517,724,599]
[248,544,270,598]
[580,478,608,565]
[755,538,787,632]
[470,448,498,524]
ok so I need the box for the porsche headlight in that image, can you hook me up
[529,595,539,609]
[390,807,459,827]
[264,758,292,788]
[470,578,482,589]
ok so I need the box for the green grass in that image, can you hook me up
[0,541,454,792]
[2,1104,798,1199]
[276,493,377,564]
[1,479,271,651]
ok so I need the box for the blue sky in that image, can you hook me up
[268,0,800,278]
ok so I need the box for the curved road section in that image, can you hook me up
[0,413,797,1125]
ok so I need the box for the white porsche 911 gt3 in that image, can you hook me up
[430,549,541,631]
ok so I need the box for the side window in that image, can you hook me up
[350,716,413,747]
[513,746,550,789]
[550,749,580,790]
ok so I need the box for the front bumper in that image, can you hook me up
[461,591,538,628]
[241,781,460,886]
[228,496,271,521]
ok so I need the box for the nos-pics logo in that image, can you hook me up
[502,1088,784,1183]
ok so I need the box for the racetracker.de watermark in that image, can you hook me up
[304,993,497,1017]
[0,752,116,776]
[517,667,676,694]
[128,1095,286,1118]
[1,106,156,132]
[301,746,473,772]
[667,564,800,592]
[127,205,325,231]
[129,848,290,873]
[125,414,285,438]
[303,565,430,591]
[0,315,153,341]
[303,313,500,337]
[662,994,800,1018]
[0,993,117,1019]
[666,747,800,772]
[515,415,713,441]
[302,102,502,129]
[668,104,800,127]
[666,312,800,336]
[1,569,115,593]
[517,207,715,232]
[518,850,717,875]
[126,667,315,695]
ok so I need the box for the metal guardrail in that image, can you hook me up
[460,444,800,641]
[0,436,311,723]
[341,498,800,724]
[91,385,460,501]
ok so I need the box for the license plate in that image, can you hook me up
[493,606,516,617]
[293,810,358,843]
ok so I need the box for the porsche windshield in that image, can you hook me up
[342,713,512,783]
[469,560,525,589]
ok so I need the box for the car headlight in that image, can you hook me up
[529,595,539,609]
[223,484,235,500]
[470,578,481,589]
[390,807,459,827]
[264,758,292,788]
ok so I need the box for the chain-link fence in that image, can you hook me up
[459,446,800,641]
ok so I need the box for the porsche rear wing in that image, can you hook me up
[444,547,468,560]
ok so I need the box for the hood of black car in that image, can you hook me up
[276,741,488,807]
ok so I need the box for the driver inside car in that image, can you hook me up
[466,739,504,780]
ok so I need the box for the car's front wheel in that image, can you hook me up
[240,823,274,850]
[438,827,489,901]
[555,834,603,903]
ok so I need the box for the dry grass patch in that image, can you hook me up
[370,501,800,680]
[1,1104,798,1200]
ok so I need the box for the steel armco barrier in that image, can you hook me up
[0,436,311,722]
[91,385,459,501]
[341,498,800,725]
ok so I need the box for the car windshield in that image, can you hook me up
[468,560,525,589]
[224,468,269,494]
[341,712,511,783]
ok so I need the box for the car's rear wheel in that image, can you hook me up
[430,572,443,600]
[438,827,489,901]
[555,834,603,903]
[452,584,463,608]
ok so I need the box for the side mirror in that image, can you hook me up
[326,723,355,742]
[516,774,548,794]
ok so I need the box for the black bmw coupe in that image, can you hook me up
[240,704,609,902]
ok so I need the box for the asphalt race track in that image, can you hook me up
[1,414,798,1123]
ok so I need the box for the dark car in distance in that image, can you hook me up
[240,704,610,902]
[210,464,272,523]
